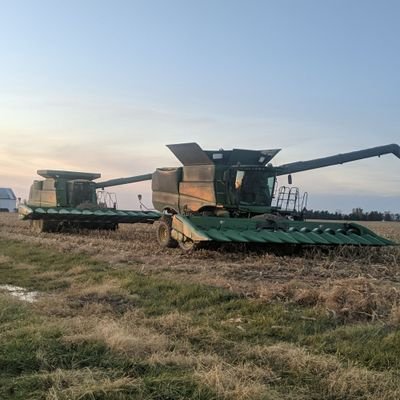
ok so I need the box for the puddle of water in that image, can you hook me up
[0,284,38,303]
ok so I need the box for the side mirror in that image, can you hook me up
[288,174,293,185]
[138,194,142,201]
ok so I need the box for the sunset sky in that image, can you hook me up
[1,1,399,212]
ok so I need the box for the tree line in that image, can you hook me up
[304,208,400,222]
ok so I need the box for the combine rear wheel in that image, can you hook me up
[156,216,178,248]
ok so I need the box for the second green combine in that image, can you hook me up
[18,170,160,232]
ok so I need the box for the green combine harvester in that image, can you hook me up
[134,142,398,251]
[19,142,399,250]
[18,170,160,232]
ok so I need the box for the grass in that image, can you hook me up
[1,229,400,399]
[1,215,400,398]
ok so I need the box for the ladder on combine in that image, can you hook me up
[97,191,118,209]
[275,186,308,213]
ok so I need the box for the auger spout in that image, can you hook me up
[95,173,153,189]
[276,143,400,176]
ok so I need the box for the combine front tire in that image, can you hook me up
[156,217,178,248]
[30,219,58,233]
[178,239,201,252]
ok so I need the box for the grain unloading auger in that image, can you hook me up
[18,170,160,232]
[148,142,399,251]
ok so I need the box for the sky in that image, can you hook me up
[0,0,399,213]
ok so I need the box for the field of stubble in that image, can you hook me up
[0,213,400,399]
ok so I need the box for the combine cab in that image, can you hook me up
[151,143,399,251]
[19,170,160,232]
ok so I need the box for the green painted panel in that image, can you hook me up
[348,233,374,246]
[290,231,315,244]
[363,234,388,246]
[334,232,358,245]
[305,232,331,244]
[240,231,267,243]
[257,231,284,243]
[206,229,232,242]
[320,233,344,245]
[273,231,299,244]
[223,230,249,242]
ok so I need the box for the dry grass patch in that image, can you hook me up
[12,262,37,270]
[64,313,170,359]
[64,265,88,276]
[321,277,400,321]
[252,343,338,376]
[42,368,140,400]
[32,295,75,318]
[68,280,128,297]
[35,270,65,281]
[95,319,169,358]
[259,277,400,322]
[0,254,12,264]
[259,280,318,304]
[147,349,220,369]
[327,366,400,400]
[247,343,400,400]
[389,305,400,326]
[195,361,278,400]
[150,311,197,337]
